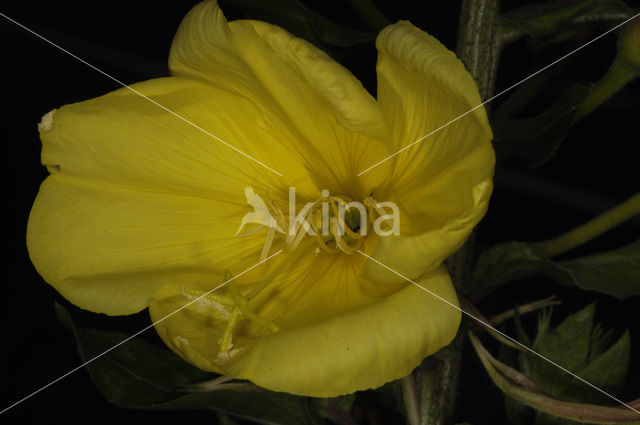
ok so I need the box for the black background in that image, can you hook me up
[2,0,639,424]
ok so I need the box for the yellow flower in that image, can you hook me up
[27,0,494,397]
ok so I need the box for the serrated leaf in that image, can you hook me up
[492,85,589,167]
[574,330,630,405]
[56,304,315,425]
[588,323,614,363]
[473,240,640,300]
[519,306,630,411]
[469,333,640,424]
[528,304,595,399]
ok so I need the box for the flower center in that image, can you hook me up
[252,189,389,260]
[180,189,399,357]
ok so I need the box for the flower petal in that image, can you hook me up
[27,174,266,315]
[28,76,311,314]
[376,20,491,153]
[37,76,309,196]
[364,21,495,283]
[149,264,460,397]
[169,0,391,194]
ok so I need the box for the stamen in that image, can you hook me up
[290,220,309,250]
[181,286,232,316]
[182,272,278,354]
[260,227,276,261]
[238,188,387,258]
[218,307,239,352]
[286,199,321,245]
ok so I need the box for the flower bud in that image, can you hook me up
[573,18,640,121]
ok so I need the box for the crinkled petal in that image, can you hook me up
[169,0,391,195]
[364,21,494,283]
[149,264,460,397]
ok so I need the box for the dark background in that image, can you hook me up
[2,0,639,424]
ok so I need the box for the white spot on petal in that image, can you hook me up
[38,109,57,132]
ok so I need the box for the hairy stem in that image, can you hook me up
[456,0,502,101]
[414,1,502,424]
[418,336,465,425]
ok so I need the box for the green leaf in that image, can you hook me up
[56,304,316,425]
[473,242,562,293]
[502,0,632,43]
[145,390,314,425]
[528,304,596,400]
[220,0,375,48]
[56,303,213,407]
[312,395,357,424]
[522,305,630,404]
[577,330,630,404]
[473,240,640,300]
[562,241,640,299]
[469,333,639,425]
[491,85,589,167]
[588,322,614,363]
[511,306,631,424]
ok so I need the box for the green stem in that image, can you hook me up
[532,192,640,257]
[574,61,639,122]
[412,1,502,424]
[418,336,465,425]
[456,0,502,101]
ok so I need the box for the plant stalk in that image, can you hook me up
[532,192,640,257]
[456,0,502,101]
[413,1,502,424]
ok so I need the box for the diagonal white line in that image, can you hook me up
[0,250,282,415]
[357,12,640,177]
[356,249,640,415]
[0,11,283,177]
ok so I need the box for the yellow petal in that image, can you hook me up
[28,76,309,314]
[169,0,391,195]
[37,76,308,196]
[149,264,460,397]
[27,174,267,315]
[364,21,495,283]
[376,20,491,153]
